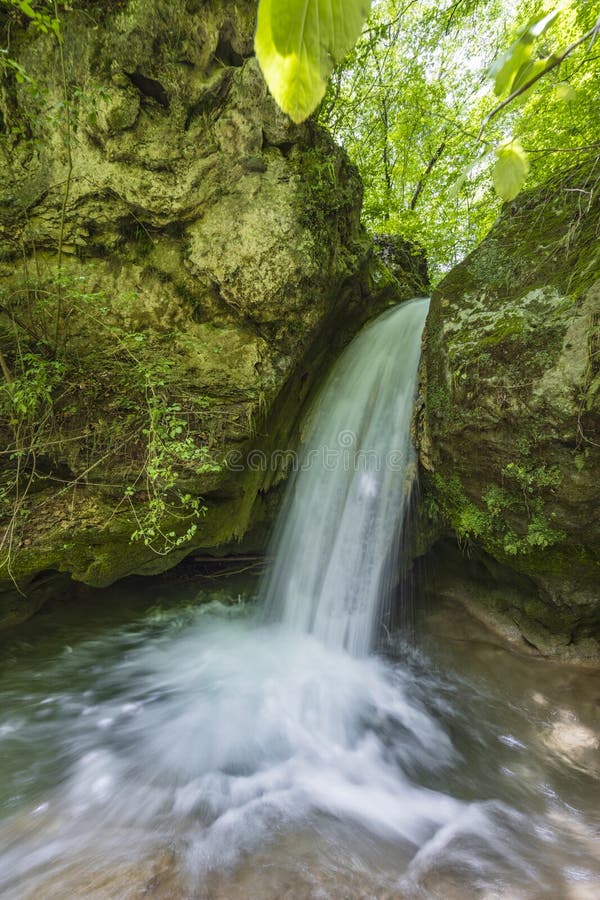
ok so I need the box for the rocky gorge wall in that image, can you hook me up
[419,161,600,661]
[1,3,597,657]
[0,0,419,625]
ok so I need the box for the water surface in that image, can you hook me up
[0,577,598,899]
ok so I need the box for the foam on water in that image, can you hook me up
[0,612,528,895]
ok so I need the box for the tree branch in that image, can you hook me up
[478,16,600,141]
[524,142,600,154]
[409,141,447,210]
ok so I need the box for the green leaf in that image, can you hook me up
[489,6,561,97]
[493,141,530,201]
[492,38,532,97]
[448,174,466,200]
[511,59,534,92]
[17,0,37,20]
[556,81,576,101]
[255,0,372,123]
[511,57,554,105]
[527,7,561,39]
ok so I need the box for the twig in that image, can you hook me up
[524,143,600,154]
[478,16,600,141]
[0,348,13,384]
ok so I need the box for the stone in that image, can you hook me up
[419,162,600,660]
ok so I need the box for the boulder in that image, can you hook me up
[419,161,600,660]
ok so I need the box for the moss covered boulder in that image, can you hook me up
[0,0,418,625]
[420,162,600,660]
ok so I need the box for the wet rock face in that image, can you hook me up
[0,0,419,622]
[419,163,600,659]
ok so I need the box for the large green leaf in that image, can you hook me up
[492,38,533,97]
[255,0,372,123]
[512,57,556,106]
[493,142,530,201]
[490,6,561,97]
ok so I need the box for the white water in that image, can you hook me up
[264,298,429,655]
[1,300,599,898]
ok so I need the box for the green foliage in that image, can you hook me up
[479,4,600,197]
[524,514,563,550]
[0,272,221,561]
[313,0,600,278]
[320,0,515,275]
[126,380,221,556]
[3,0,60,36]
[502,461,562,492]
[255,0,372,123]
[1,354,64,421]
[0,0,61,91]
[493,141,530,201]
[489,7,560,97]
[429,460,565,558]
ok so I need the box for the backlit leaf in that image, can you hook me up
[17,0,36,19]
[448,174,466,199]
[556,81,576,101]
[492,39,532,97]
[255,0,372,123]
[528,7,561,39]
[512,57,554,105]
[493,141,530,201]
[489,5,561,97]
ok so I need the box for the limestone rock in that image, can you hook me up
[419,162,600,659]
[0,0,419,625]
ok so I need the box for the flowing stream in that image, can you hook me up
[0,300,599,899]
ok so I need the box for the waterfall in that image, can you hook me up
[263,298,430,655]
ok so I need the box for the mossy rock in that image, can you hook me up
[0,0,423,626]
[419,162,600,658]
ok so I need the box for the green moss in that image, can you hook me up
[478,316,526,347]
[428,465,567,561]
[420,162,600,649]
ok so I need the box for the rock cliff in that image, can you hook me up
[0,0,417,624]
[419,161,600,660]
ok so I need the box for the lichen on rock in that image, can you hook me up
[419,161,600,660]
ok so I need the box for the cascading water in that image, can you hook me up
[1,300,598,899]
[263,298,429,654]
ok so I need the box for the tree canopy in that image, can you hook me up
[257,0,600,278]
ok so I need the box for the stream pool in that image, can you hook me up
[0,575,598,899]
